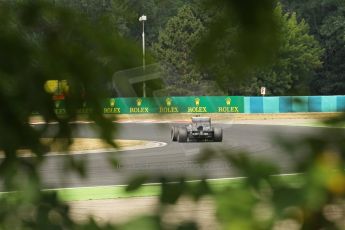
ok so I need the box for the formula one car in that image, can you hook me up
[171,117,222,142]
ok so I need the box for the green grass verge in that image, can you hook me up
[54,179,243,202]
[52,175,302,202]
[54,184,162,202]
[0,175,303,202]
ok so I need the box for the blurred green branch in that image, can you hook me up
[0,0,344,230]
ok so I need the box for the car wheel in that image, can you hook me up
[171,126,178,141]
[178,127,188,143]
[214,127,223,142]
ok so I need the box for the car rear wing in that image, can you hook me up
[191,117,211,123]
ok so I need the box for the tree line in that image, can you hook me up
[52,0,344,96]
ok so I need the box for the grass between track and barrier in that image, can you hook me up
[51,174,303,202]
[0,174,307,202]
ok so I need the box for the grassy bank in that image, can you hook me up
[0,174,305,202]
[51,175,302,202]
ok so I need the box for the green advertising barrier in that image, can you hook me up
[159,96,244,113]
[54,96,244,115]
[53,100,93,115]
[102,96,244,114]
[54,100,67,115]
[103,97,158,114]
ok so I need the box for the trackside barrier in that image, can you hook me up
[244,96,345,113]
[53,95,344,115]
[54,96,245,114]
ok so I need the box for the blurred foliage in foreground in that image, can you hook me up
[0,0,345,230]
[0,0,140,228]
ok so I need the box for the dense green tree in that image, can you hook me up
[153,4,223,95]
[317,8,345,94]
[108,0,158,44]
[282,0,345,94]
[155,3,322,96]
[39,0,340,96]
[198,3,322,96]
[241,5,323,95]
[108,0,196,46]
[196,0,281,77]
[54,0,112,20]
[59,0,191,46]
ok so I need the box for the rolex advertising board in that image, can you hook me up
[102,97,157,114]
[54,100,66,115]
[102,96,244,114]
[55,96,244,115]
[54,100,93,115]
[154,96,244,113]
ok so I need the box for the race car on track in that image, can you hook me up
[171,117,223,142]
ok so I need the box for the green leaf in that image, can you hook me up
[126,175,148,192]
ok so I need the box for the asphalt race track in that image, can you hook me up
[23,122,343,189]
